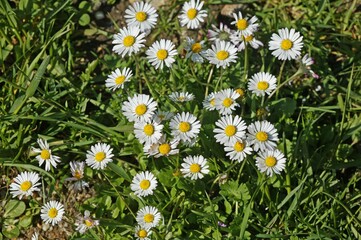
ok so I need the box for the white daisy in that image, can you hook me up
[31,232,39,240]
[298,54,319,79]
[134,120,163,145]
[152,110,174,123]
[184,37,207,63]
[105,67,133,91]
[231,34,263,51]
[75,210,99,234]
[32,138,61,171]
[65,161,89,191]
[179,0,207,29]
[122,94,157,122]
[247,120,279,152]
[214,88,240,115]
[206,40,238,69]
[144,135,179,158]
[247,72,277,96]
[203,92,217,111]
[146,39,178,69]
[207,22,234,42]
[135,225,152,240]
[169,91,195,102]
[180,155,209,180]
[10,171,41,199]
[85,143,114,170]
[169,112,201,143]
[124,1,158,32]
[256,149,286,177]
[136,206,162,229]
[112,26,146,57]
[224,139,253,162]
[131,171,158,197]
[231,11,259,37]
[40,200,65,226]
[213,115,247,146]
[269,28,303,60]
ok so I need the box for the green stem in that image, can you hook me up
[275,60,286,99]
[214,68,224,92]
[205,65,215,97]
[267,68,303,100]
[243,42,249,82]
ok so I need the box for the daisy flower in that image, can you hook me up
[131,171,158,197]
[269,28,303,60]
[10,171,41,199]
[169,91,195,102]
[298,54,319,79]
[169,112,201,143]
[105,67,133,91]
[247,72,277,97]
[112,26,146,57]
[146,39,178,69]
[75,210,99,234]
[203,92,217,111]
[181,155,209,180]
[135,225,152,240]
[144,135,179,158]
[213,115,247,146]
[224,139,253,162]
[32,138,61,171]
[122,94,157,122]
[207,22,233,42]
[247,120,279,152]
[231,34,263,51]
[152,110,174,123]
[256,149,286,177]
[134,120,163,145]
[40,200,65,226]
[206,40,238,69]
[65,161,89,191]
[231,11,259,37]
[179,0,207,29]
[184,37,207,63]
[214,88,240,115]
[136,206,162,229]
[124,1,158,32]
[85,143,114,170]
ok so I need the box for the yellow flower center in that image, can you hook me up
[256,131,268,142]
[123,35,135,47]
[144,213,154,223]
[84,219,94,227]
[191,43,202,53]
[222,97,233,107]
[265,156,277,167]
[216,50,229,60]
[135,104,147,116]
[244,35,254,42]
[157,49,168,60]
[179,122,191,133]
[210,98,215,106]
[48,208,58,219]
[20,181,32,191]
[74,170,82,179]
[40,149,50,160]
[139,179,150,190]
[257,81,269,90]
[224,125,236,137]
[138,229,148,238]
[234,141,245,152]
[236,19,248,30]
[143,124,154,136]
[115,75,126,85]
[280,39,293,50]
[235,88,245,98]
[158,143,171,155]
[95,152,106,162]
[135,11,147,22]
[178,96,185,101]
[189,163,201,173]
[187,8,197,20]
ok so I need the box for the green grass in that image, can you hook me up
[1,0,360,239]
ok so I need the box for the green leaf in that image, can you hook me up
[108,162,131,182]
[4,200,26,218]
[19,214,32,228]
[220,181,251,202]
[2,225,20,238]
[26,56,50,98]
[79,13,91,26]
